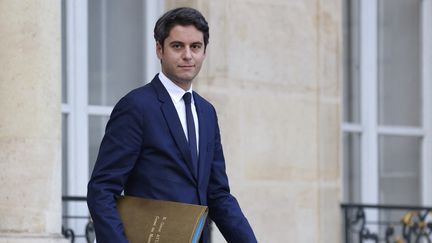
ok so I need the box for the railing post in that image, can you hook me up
[344,206,349,243]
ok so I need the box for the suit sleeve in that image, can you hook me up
[207,111,258,243]
[87,96,143,243]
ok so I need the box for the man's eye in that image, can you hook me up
[172,44,181,49]
[191,45,202,49]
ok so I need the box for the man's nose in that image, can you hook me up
[183,47,192,59]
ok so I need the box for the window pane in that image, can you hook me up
[378,135,421,205]
[89,115,110,176]
[62,113,68,195]
[61,113,69,230]
[343,0,361,123]
[378,0,422,126]
[88,0,145,106]
[61,0,67,104]
[343,132,361,203]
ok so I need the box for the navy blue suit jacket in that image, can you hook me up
[87,76,257,243]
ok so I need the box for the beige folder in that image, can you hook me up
[117,196,208,243]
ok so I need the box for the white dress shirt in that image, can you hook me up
[158,72,199,153]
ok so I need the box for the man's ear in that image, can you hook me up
[156,42,163,59]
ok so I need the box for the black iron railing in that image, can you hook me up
[62,196,95,243]
[341,203,432,243]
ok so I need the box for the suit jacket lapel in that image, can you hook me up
[194,92,208,186]
[152,77,198,183]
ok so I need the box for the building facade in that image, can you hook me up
[12,0,432,242]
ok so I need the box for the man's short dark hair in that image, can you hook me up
[154,7,209,49]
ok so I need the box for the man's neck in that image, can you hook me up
[160,71,192,91]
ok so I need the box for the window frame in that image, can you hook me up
[421,0,432,205]
[61,0,164,235]
[342,0,432,206]
[62,0,163,197]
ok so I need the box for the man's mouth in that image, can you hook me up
[178,65,195,68]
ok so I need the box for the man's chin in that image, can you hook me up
[177,74,197,83]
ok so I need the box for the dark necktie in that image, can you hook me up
[183,92,198,176]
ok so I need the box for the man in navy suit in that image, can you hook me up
[87,7,257,243]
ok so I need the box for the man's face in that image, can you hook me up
[156,25,206,90]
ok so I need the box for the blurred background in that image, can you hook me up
[1,0,431,242]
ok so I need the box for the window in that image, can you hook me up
[342,0,432,206]
[61,0,163,240]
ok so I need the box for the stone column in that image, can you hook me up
[0,1,67,242]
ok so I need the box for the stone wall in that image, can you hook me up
[0,1,67,242]
[165,1,342,242]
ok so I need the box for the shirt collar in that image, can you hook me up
[159,72,193,104]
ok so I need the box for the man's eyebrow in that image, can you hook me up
[168,41,184,45]
[168,40,203,45]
